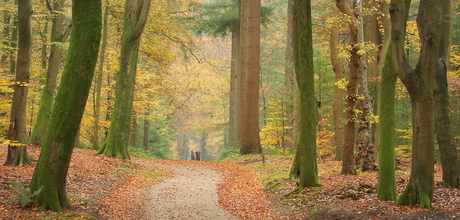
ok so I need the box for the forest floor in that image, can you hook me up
[0,146,459,219]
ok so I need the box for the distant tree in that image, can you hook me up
[30,0,101,211]
[289,0,321,189]
[28,0,69,146]
[97,0,151,159]
[237,0,262,154]
[390,0,449,208]
[4,0,32,166]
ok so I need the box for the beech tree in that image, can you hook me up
[289,0,321,189]
[4,0,32,166]
[30,0,101,211]
[97,0,151,159]
[237,0,262,154]
[28,0,69,146]
[390,0,450,208]
[433,0,460,189]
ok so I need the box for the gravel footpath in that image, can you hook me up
[143,160,239,220]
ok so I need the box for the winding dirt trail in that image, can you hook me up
[143,160,239,220]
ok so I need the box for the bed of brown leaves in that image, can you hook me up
[1,145,459,220]
[237,155,460,220]
[0,146,161,219]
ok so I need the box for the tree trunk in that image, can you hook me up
[4,0,32,166]
[390,0,441,208]
[228,0,240,150]
[128,110,137,148]
[330,9,345,161]
[377,44,397,201]
[433,0,459,189]
[363,0,382,157]
[97,0,151,159]
[237,0,261,155]
[92,4,109,150]
[284,0,296,152]
[289,0,321,189]
[143,112,150,150]
[1,0,11,65]
[336,0,361,175]
[28,0,68,146]
[30,0,101,211]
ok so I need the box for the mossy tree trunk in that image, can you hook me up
[391,0,444,208]
[97,0,151,159]
[4,0,32,166]
[237,0,262,155]
[28,0,69,146]
[30,0,101,211]
[377,44,397,201]
[289,0,321,189]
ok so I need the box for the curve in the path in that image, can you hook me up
[144,161,239,220]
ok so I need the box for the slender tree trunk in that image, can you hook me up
[434,0,459,189]
[128,110,137,148]
[28,0,68,146]
[8,2,17,75]
[97,0,151,159]
[4,0,32,166]
[30,0,102,211]
[289,0,321,189]
[377,44,397,201]
[391,0,441,208]
[336,0,362,175]
[92,4,109,150]
[284,0,296,151]
[1,0,11,65]
[330,9,345,161]
[237,0,261,155]
[143,112,150,150]
[228,0,239,150]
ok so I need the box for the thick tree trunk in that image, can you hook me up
[92,4,109,150]
[237,0,261,155]
[4,0,32,166]
[377,45,397,201]
[330,9,345,161]
[97,0,151,159]
[30,0,101,211]
[289,0,321,189]
[391,0,441,208]
[28,0,68,146]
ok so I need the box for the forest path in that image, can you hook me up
[142,160,239,220]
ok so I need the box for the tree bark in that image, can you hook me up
[4,0,32,166]
[284,0,296,152]
[390,0,441,208]
[30,0,101,211]
[143,112,150,150]
[330,9,345,161]
[237,0,262,155]
[289,0,321,189]
[92,4,109,150]
[28,0,68,146]
[228,0,239,150]
[336,0,361,175]
[433,0,459,189]
[97,0,151,159]
[377,44,397,201]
